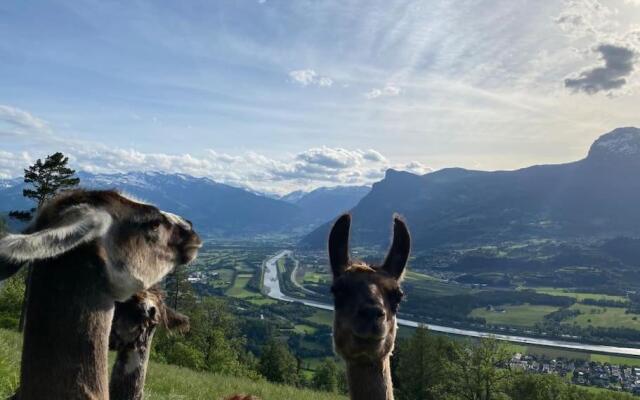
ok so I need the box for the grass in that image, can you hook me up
[531,287,628,303]
[226,274,256,298]
[294,324,318,334]
[305,310,333,326]
[0,329,345,400]
[211,268,235,289]
[404,272,471,297]
[469,304,560,327]
[563,304,640,329]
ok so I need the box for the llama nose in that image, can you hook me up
[359,306,386,320]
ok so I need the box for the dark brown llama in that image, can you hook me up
[328,214,410,400]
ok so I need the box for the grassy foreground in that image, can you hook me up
[0,329,345,400]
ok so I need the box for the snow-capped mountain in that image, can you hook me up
[0,171,372,236]
[0,172,305,236]
[587,127,640,163]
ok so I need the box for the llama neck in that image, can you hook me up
[110,328,156,400]
[345,356,394,400]
[20,252,114,400]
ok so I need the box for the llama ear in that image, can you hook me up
[0,205,112,265]
[382,215,410,281]
[164,307,190,334]
[328,214,351,278]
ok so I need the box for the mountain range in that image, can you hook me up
[0,172,370,236]
[301,127,640,249]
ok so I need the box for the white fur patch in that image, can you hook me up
[161,211,191,231]
[0,205,112,262]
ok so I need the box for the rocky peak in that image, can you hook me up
[587,127,640,162]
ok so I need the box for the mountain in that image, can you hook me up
[282,185,370,225]
[281,190,308,204]
[301,127,640,249]
[0,172,304,236]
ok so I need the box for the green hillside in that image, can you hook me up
[0,329,345,400]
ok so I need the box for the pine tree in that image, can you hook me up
[22,152,80,209]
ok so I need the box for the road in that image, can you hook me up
[262,250,640,357]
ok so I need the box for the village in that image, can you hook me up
[510,353,640,395]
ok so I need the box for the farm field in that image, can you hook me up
[564,304,640,329]
[469,304,560,327]
[226,273,255,298]
[530,287,628,303]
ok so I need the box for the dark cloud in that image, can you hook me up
[565,44,636,94]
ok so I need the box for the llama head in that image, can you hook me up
[110,286,190,352]
[0,190,202,300]
[328,214,410,363]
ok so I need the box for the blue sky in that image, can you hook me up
[1,0,640,194]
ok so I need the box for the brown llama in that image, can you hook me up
[0,189,201,400]
[328,214,410,400]
[109,286,190,400]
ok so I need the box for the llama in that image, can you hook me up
[109,286,190,400]
[328,214,410,400]
[0,189,201,400]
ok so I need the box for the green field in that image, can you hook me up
[305,310,333,326]
[226,274,256,298]
[564,304,640,329]
[531,287,628,303]
[0,329,345,400]
[211,268,236,289]
[404,272,471,297]
[469,304,560,327]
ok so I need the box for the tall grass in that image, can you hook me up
[0,329,345,400]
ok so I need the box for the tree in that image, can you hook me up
[394,325,456,400]
[12,152,80,331]
[312,358,340,393]
[444,339,512,400]
[22,152,80,210]
[258,338,301,386]
[164,267,195,312]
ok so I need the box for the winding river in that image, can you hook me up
[262,250,640,357]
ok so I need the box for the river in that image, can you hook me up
[262,250,640,357]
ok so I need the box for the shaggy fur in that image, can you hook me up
[109,287,190,400]
[0,189,201,400]
[328,214,410,400]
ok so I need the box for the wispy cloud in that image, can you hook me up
[565,44,637,94]
[289,69,334,87]
[364,85,401,99]
[0,105,50,138]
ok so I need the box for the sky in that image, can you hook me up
[1,0,640,195]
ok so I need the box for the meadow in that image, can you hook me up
[469,304,560,327]
[0,329,345,400]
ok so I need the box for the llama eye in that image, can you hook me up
[389,289,404,304]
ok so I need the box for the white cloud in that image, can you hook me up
[289,69,333,87]
[0,105,50,138]
[364,85,401,99]
[0,144,429,195]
